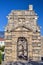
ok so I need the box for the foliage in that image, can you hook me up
[0,51,2,64]
[0,46,5,64]
[0,46,5,52]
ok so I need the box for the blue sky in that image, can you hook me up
[0,0,43,35]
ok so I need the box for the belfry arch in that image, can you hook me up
[17,37,28,60]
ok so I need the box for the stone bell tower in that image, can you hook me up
[4,5,41,63]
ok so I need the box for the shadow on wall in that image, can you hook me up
[41,57,43,61]
[2,54,4,61]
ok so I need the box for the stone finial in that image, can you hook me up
[29,5,33,10]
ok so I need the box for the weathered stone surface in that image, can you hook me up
[2,61,43,65]
[4,5,41,63]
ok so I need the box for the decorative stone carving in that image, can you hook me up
[4,5,41,63]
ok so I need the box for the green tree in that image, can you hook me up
[1,46,5,52]
[0,51,2,64]
[0,46,5,52]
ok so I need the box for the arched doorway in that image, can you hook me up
[17,37,28,60]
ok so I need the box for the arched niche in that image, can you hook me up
[17,37,28,60]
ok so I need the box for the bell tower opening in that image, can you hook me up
[17,37,28,60]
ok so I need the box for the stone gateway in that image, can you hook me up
[4,5,41,63]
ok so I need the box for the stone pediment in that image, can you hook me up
[13,26,32,32]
